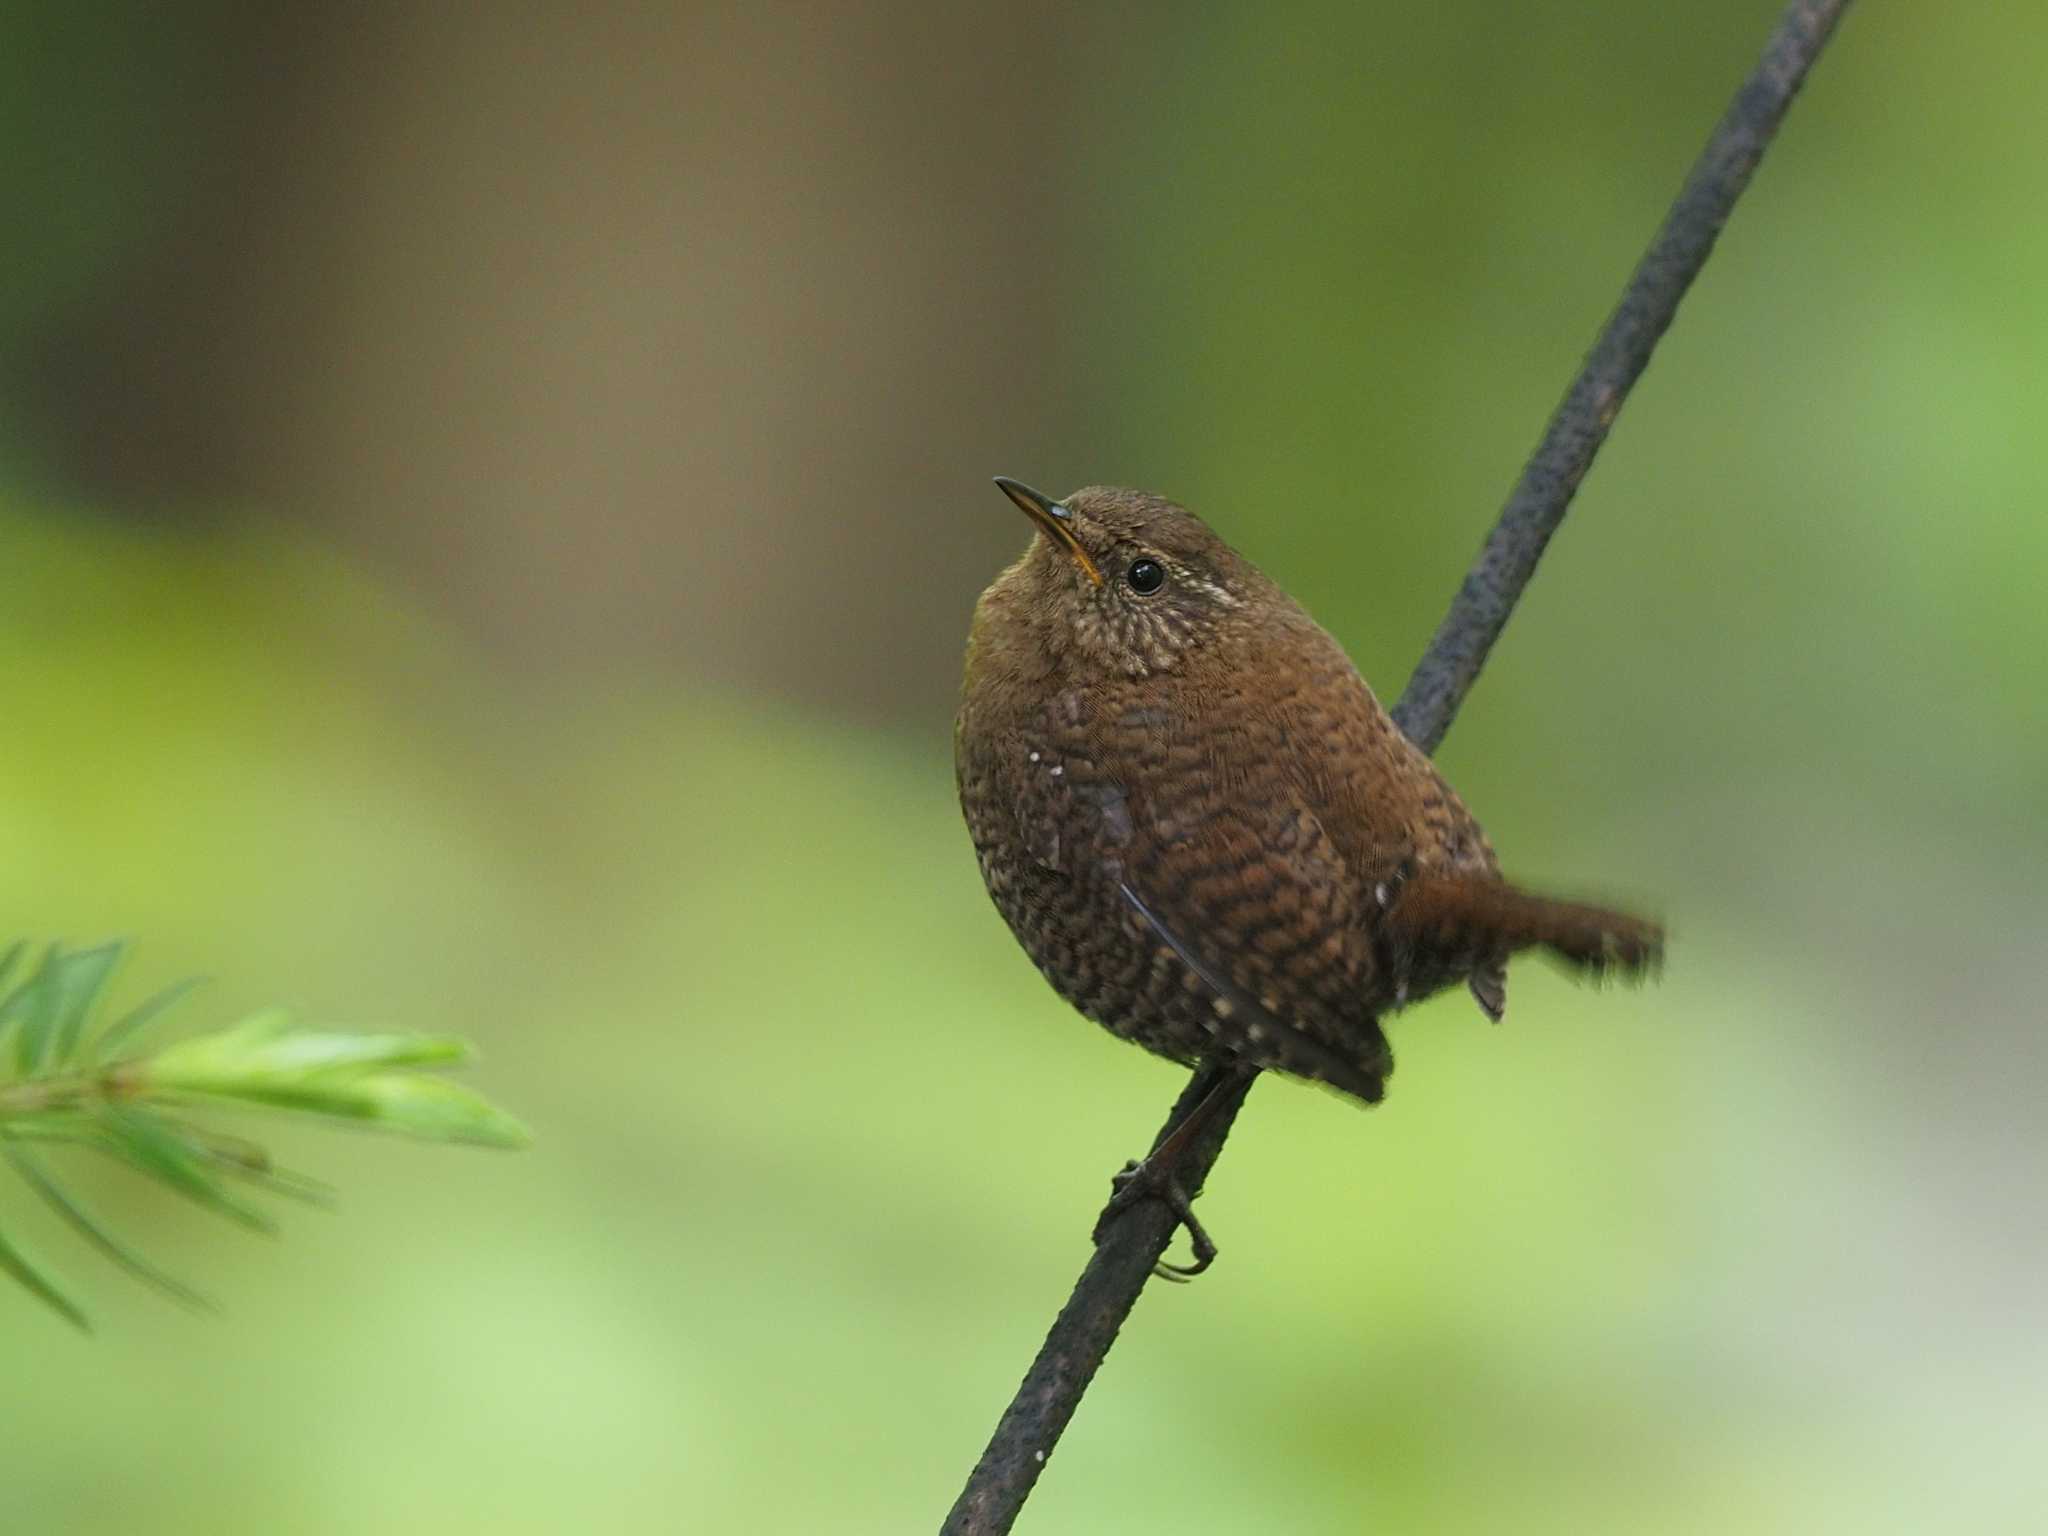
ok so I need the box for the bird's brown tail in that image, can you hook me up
[1383,874,1664,984]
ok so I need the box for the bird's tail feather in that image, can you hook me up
[1384,875,1663,983]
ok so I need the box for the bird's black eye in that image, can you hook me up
[1126,558,1165,595]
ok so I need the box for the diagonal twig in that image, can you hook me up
[942,4,1853,1531]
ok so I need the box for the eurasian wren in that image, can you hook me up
[956,479,1661,1123]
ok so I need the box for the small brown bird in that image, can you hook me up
[956,479,1661,1267]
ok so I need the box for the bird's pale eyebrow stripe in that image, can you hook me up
[1186,575,1241,607]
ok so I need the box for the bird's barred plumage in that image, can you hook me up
[956,483,1660,1105]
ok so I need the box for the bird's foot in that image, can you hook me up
[1093,1157,1217,1281]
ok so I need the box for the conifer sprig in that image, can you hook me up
[0,940,528,1330]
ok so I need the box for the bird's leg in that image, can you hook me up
[1092,1063,1254,1280]
[1102,1164,1214,1282]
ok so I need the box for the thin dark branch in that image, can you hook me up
[1394,0,1852,755]
[942,4,1852,1532]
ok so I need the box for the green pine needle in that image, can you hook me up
[93,1105,279,1234]
[2,1142,211,1312]
[0,1218,90,1332]
[92,974,208,1065]
[0,940,26,996]
[0,938,529,1329]
[3,942,124,1078]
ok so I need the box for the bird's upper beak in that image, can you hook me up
[993,476,1103,587]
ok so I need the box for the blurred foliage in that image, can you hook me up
[0,938,525,1328]
[0,1,2045,1534]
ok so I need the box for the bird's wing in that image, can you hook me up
[1013,685,1393,1100]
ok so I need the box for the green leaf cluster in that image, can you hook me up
[0,940,528,1330]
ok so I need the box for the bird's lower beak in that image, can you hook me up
[993,476,1103,587]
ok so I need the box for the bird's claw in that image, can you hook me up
[1093,1157,1218,1280]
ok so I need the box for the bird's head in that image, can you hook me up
[975,478,1277,680]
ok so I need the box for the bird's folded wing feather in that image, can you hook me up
[990,688,1391,1098]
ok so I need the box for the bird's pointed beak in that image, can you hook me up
[993,476,1103,587]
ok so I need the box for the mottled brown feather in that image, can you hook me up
[957,485,1659,1106]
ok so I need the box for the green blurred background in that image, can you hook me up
[3,2,2044,1531]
